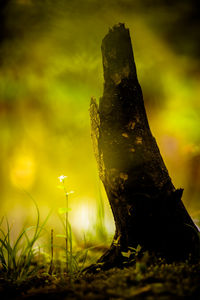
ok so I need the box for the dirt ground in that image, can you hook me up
[1,260,200,300]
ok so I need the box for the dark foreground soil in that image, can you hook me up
[1,261,200,300]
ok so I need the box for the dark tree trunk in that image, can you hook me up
[90,24,199,270]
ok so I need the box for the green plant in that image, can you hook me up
[57,175,73,273]
[57,217,90,279]
[57,175,89,279]
[121,244,142,264]
[0,199,51,282]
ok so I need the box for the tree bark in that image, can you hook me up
[90,24,199,270]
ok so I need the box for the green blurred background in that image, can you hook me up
[0,0,200,244]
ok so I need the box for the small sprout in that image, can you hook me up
[128,246,136,251]
[130,148,135,152]
[122,132,129,138]
[136,244,142,252]
[58,175,67,183]
[121,249,132,258]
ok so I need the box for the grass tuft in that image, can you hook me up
[0,200,51,282]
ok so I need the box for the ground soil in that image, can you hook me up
[1,259,200,300]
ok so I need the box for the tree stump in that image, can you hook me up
[90,24,199,270]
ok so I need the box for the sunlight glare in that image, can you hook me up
[70,201,95,231]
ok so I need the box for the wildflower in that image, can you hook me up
[66,191,74,196]
[58,175,67,183]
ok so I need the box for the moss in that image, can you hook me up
[1,261,200,299]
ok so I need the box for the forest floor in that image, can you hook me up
[1,258,200,300]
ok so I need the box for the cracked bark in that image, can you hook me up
[89,24,199,270]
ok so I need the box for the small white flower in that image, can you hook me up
[58,175,67,183]
[66,190,74,196]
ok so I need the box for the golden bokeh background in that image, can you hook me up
[0,0,200,244]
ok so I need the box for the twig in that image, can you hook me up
[48,229,54,275]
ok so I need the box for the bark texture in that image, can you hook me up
[90,24,199,269]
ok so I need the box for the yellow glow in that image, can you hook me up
[70,200,95,231]
[10,151,35,189]
[1,1,200,241]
